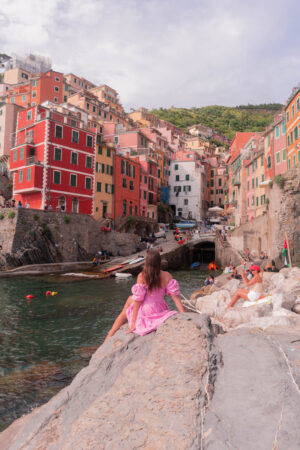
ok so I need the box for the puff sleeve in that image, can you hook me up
[165,279,180,296]
[131,283,147,302]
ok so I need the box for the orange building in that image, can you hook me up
[285,84,300,169]
[6,70,64,108]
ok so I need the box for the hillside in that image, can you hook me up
[150,104,283,139]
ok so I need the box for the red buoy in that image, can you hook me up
[26,295,34,299]
[46,291,51,296]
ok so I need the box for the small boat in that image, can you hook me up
[121,258,137,265]
[115,272,133,279]
[128,257,144,265]
[103,264,124,273]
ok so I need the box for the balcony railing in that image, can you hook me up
[26,157,43,166]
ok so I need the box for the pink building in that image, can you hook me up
[273,114,287,175]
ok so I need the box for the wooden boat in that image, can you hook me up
[103,264,124,273]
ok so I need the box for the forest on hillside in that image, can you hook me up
[150,104,283,139]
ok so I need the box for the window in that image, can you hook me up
[287,111,289,122]
[110,166,113,175]
[122,178,127,188]
[256,177,258,188]
[175,164,178,170]
[252,196,254,206]
[64,95,67,102]
[247,198,249,207]
[27,110,32,120]
[53,171,61,184]
[20,147,24,160]
[102,163,105,173]
[72,130,79,143]
[184,199,188,205]
[247,167,249,176]
[276,152,280,164]
[26,167,31,181]
[282,121,286,135]
[252,178,254,188]
[292,105,295,117]
[294,127,298,140]
[130,180,134,190]
[31,80,38,87]
[21,72,28,79]
[54,148,61,161]
[298,150,300,164]
[86,103,90,110]
[55,76,60,82]
[97,182,101,192]
[22,95,26,102]
[86,156,92,168]
[70,174,77,187]
[121,159,125,174]
[261,174,264,182]
[106,164,110,174]
[87,135,93,147]
[247,181,249,191]
[93,106,96,113]
[54,97,58,103]
[144,176,147,183]
[282,149,287,161]
[185,174,189,180]
[288,135,290,146]
[297,98,300,111]
[54,86,59,92]
[210,179,214,187]
[267,155,271,168]
[175,175,179,181]
[71,152,78,165]
[210,190,214,195]
[98,146,102,155]
[293,154,296,167]
[218,178,222,186]
[256,197,258,206]
[85,177,91,189]
[144,191,147,199]
[107,148,111,157]
[19,170,23,182]
[114,136,119,144]
[55,125,63,138]
[275,125,280,139]
[13,149,17,161]
[261,155,264,166]
[288,158,291,169]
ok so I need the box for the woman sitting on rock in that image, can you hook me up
[226,265,263,309]
[104,250,184,341]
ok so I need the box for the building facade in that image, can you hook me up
[10,104,96,214]
[285,84,300,169]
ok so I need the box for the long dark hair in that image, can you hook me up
[142,250,161,291]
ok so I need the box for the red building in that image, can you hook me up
[113,154,140,221]
[10,104,96,214]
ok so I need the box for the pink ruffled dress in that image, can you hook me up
[126,279,180,336]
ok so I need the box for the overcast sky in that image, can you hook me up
[1,0,299,110]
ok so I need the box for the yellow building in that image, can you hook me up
[94,140,115,221]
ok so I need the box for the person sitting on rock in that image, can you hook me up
[230,267,242,280]
[104,250,184,341]
[226,265,263,309]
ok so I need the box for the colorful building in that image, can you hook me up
[113,154,140,221]
[0,102,24,156]
[94,141,115,221]
[6,70,65,108]
[285,84,300,169]
[10,103,96,214]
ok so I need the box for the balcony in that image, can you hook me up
[233,180,241,186]
[26,156,43,166]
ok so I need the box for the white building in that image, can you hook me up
[169,151,206,222]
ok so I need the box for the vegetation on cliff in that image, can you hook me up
[150,104,283,139]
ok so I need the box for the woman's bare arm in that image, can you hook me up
[171,294,185,312]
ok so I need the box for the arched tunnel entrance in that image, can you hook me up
[192,241,215,265]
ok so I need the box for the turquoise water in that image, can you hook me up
[0,270,213,431]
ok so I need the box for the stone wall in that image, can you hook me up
[229,167,300,267]
[0,209,140,268]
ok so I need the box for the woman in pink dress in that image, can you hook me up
[105,250,184,341]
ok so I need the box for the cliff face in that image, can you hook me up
[0,209,140,268]
[1,313,300,449]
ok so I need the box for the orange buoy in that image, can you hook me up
[26,295,34,299]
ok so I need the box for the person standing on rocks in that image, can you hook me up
[104,250,184,341]
[226,265,263,309]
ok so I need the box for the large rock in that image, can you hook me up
[0,314,220,450]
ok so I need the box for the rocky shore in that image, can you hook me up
[1,268,300,449]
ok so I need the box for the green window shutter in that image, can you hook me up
[26,168,31,181]
[87,135,93,147]
[71,152,78,164]
[19,170,23,182]
[13,149,18,161]
[54,148,61,161]
[110,166,113,175]
[86,156,92,168]
[175,164,178,170]
[176,175,179,181]
[70,174,77,187]
[98,146,102,154]
[97,182,101,192]
[102,164,105,173]
[20,147,24,160]
[186,174,189,180]
[53,171,61,184]
[85,177,91,189]
[122,178,127,188]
